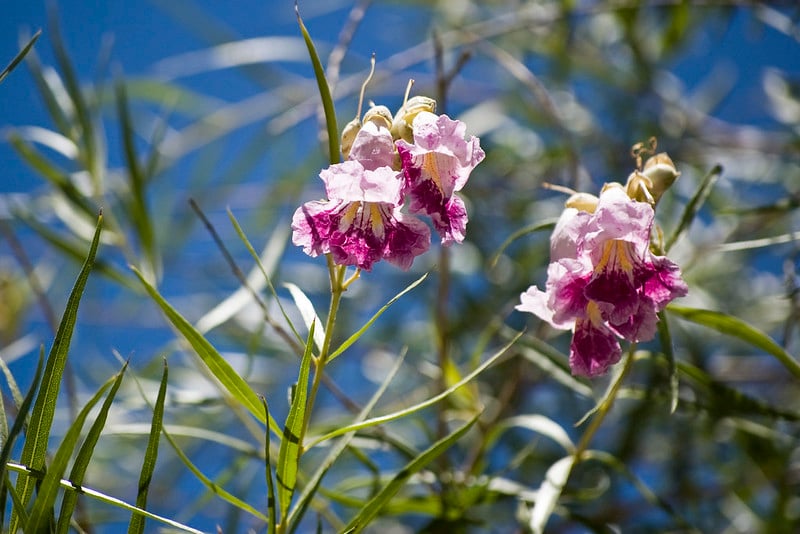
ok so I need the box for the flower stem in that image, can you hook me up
[301,260,346,444]
[573,345,636,461]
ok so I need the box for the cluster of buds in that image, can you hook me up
[292,88,485,271]
[517,144,687,377]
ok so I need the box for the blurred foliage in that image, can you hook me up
[1,0,800,532]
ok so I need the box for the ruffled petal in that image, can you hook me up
[570,306,622,377]
[291,199,343,257]
[348,121,397,171]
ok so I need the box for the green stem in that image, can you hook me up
[301,259,346,443]
[573,345,636,461]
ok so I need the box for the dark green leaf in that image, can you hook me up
[668,305,800,380]
[341,414,479,532]
[276,323,315,520]
[0,30,41,85]
[295,4,339,164]
[127,360,169,534]
[11,214,102,533]
[664,165,721,252]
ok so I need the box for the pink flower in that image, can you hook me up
[396,112,485,245]
[516,186,688,377]
[291,159,430,271]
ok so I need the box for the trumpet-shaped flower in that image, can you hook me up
[396,111,485,245]
[517,186,688,377]
[291,160,430,271]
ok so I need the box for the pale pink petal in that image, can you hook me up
[321,161,403,205]
[348,121,397,171]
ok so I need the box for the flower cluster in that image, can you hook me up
[517,153,688,377]
[292,96,485,271]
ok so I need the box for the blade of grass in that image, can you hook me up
[489,218,558,269]
[0,29,41,85]
[4,462,204,534]
[328,274,428,362]
[262,398,277,534]
[295,3,339,164]
[276,323,315,523]
[656,311,679,413]
[664,164,722,252]
[10,214,102,532]
[287,349,408,531]
[667,305,800,379]
[116,78,159,281]
[27,366,124,532]
[341,413,479,532]
[127,360,169,534]
[307,331,521,448]
[132,266,280,435]
[159,426,269,522]
[0,348,44,531]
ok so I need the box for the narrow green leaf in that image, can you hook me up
[27,368,122,532]
[527,455,574,534]
[667,305,800,379]
[132,266,280,435]
[0,29,41,85]
[0,349,44,531]
[656,311,679,413]
[0,356,25,413]
[489,218,558,269]
[664,164,722,252]
[5,462,204,534]
[57,362,129,533]
[307,332,520,448]
[295,3,339,164]
[127,360,168,534]
[7,134,98,218]
[677,360,799,420]
[485,415,575,454]
[15,211,135,290]
[328,273,428,362]
[287,350,408,530]
[227,209,303,347]
[48,6,98,176]
[24,47,73,138]
[159,426,269,522]
[276,323,315,520]
[11,214,102,532]
[116,78,159,281]
[263,398,277,534]
[342,414,479,532]
[285,282,325,353]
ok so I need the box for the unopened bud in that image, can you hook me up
[565,192,599,213]
[340,117,361,160]
[363,105,393,130]
[391,95,436,142]
[641,152,680,204]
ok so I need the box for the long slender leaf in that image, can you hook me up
[328,274,428,362]
[341,414,479,532]
[287,350,408,531]
[56,362,128,533]
[664,164,722,252]
[0,29,41,85]
[307,331,520,448]
[263,398,277,534]
[10,214,102,532]
[127,360,168,534]
[527,455,574,534]
[116,78,159,281]
[656,311,679,413]
[0,349,44,531]
[48,5,99,179]
[667,305,800,379]
[489,218,558,269]
[27,367,124,532]
[276,323,315,522]
[132,266,280,435]
[159,426,269,522]
[295,4,339,164]
[285,283,325,353]
[4,462,204,534]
